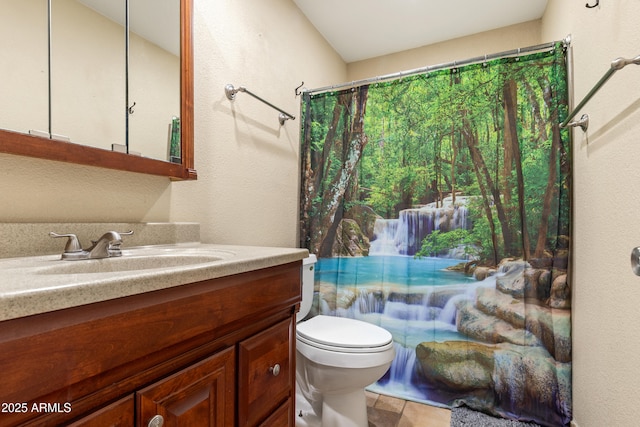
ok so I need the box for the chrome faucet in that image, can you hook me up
[50,231,133,260]
[87,231,126,258]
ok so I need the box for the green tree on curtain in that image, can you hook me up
[301,86,370,257]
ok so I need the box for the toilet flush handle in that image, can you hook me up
[269,364,281,377]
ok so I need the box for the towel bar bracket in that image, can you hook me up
[564,114,589,132]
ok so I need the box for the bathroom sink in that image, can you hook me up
[0,242,308,322]
[36,248,236,275]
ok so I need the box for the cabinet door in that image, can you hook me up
[238,319,294,427]
[138,347,235,427]
[67,395,134,427]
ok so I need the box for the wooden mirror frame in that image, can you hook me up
[0,0,196,181]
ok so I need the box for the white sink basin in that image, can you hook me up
[37,254,225,274]
[35,246,237,275]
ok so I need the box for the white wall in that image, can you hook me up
[542,1,640,426]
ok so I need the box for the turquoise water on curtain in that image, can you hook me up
[316,255,475,287]
[315,255,485,403]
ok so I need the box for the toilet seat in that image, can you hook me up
[297,315,393,353]
[296,316,395,368]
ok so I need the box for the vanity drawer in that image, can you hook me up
[238,318,293,426]
[258,399,292,427]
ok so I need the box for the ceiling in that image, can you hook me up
[293,0,549,63]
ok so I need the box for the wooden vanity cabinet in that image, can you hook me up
[0,261,301,427]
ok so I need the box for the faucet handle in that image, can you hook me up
[113,230,134,248]
[49,232,83,253]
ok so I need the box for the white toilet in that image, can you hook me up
[296,255,396,427]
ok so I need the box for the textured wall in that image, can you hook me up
[542,1,640,426]
[167,0,346,246]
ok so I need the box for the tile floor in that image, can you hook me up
[365,391,451,427]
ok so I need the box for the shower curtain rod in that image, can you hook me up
[304,37,571,96]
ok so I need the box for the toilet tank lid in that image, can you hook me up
[297,315,392,349]
[302,254,317,266]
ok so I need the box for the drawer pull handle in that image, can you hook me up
[269,363,281,377]
[148,415,164,427]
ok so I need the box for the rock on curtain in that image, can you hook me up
[299,44,571,427]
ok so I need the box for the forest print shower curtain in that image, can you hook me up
[299,43,571,426]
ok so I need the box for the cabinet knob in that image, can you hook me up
[148,415,164,427]
[269,363,281,377]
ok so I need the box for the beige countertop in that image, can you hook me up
[0,243,309,322]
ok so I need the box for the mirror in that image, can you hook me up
[0,1,49,135]
[0,0,195,180]
[51,0,126,152]
[129,0,181,162]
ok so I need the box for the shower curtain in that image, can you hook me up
[299,43,571,426]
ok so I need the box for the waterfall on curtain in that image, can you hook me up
[299,44,571,427]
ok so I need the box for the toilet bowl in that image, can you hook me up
[296,255,396,427]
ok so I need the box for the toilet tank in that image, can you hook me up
[297,254,317,322]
